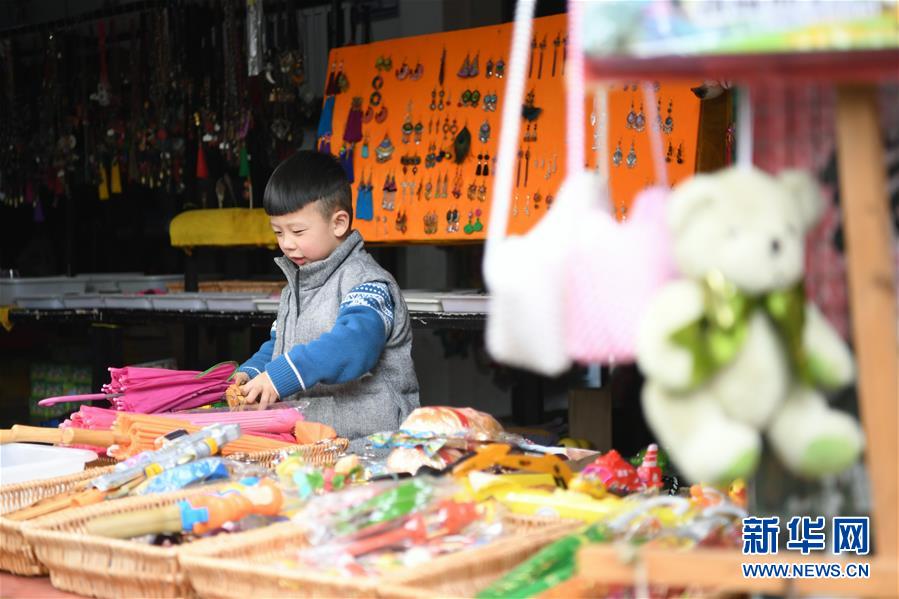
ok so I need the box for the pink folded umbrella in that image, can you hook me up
[40,362,237,413]
[62,404,303,436]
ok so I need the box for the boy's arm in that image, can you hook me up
[265,282,393,398]
[237,324,277,379]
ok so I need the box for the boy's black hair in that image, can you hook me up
[263,150,353,229]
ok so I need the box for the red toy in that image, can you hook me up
[582,449,643,494]
[636,444,664,490]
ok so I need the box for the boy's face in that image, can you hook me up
[270,201,350,266]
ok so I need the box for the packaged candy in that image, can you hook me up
[288,476,503,576]
[275,454,364,500]
[133,458,231,495]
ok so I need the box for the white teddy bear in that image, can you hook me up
[636,166,864,484]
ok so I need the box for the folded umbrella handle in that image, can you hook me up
[1,425,63,444]
[61,428,122,447]
[0,425,121,447]
[38,393,117,407]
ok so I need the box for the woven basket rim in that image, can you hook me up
[179,511,580,577]
[384,520,581,584]
[178,515,579,598]
[179,552,430,599]
[0,466,115,497]
[20,482,276,575]
[234,437,349,460]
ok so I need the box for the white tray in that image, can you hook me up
[402,290,446,313]
[15,295,66,309]
[253,298,280,313]
[0,443,97,485]
[438,291,489,313]
[75,272,142,293]
[62,294,107,309]
[104,294,154,309]
[203,294,261,312]
[116,275,183,293]
[150,293,208,311]
[1,277,87,305]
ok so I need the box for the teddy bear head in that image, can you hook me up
[667,166,823,295]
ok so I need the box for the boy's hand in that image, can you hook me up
[239,372,280,409]
[231,371,250,386]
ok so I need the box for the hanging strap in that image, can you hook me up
[485,0,537,268]
[594,85,610,183]
[566,0,585,178]
[736,87,753,169]
[642,83,669,188]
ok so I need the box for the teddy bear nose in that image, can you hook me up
[771,238,781,254]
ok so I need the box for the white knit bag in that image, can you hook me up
[483,0,589,375]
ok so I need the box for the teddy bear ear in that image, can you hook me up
[667,174,719,235]
[778,169,824,230]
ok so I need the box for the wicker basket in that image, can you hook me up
[21,485,255,598]
[385,519,582,597]
[1,466,115,576]
[0,439,345,579]
[179,513,581,598]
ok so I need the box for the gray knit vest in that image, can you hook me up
[271,230,419,441]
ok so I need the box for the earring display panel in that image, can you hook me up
[321,14,702,242]
[587,82,702,221]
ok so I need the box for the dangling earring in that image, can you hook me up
[612,139,623,167]
[362,135,370,160]
[414,120,423,144]
[665,141,673,163]
[464,210,475,234]
[663,100,675,135]
[401,103,413,144]
[476,154,483,177]
[411,61,424,81]
[396,58,410,80]
[469,53,480,78]
[626,139,637,169]
[457,53,471,78]
[635,103,646,133]
[483,153,490,176]
[676,142,684,164]
[626,100,637,130]
[479,119,491,143]
[110,158,122,194]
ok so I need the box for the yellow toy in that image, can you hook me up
[452,444,573,488]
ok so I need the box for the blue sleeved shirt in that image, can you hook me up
[237,282,394,398]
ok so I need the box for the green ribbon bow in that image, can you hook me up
[670,271,822,390]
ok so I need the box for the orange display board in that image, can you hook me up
[320,15,700,243]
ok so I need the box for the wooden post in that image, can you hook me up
[834,86,898,571]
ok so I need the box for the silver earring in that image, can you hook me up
[626,139,637,169]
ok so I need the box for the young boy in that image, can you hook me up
[233,151,419,442]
